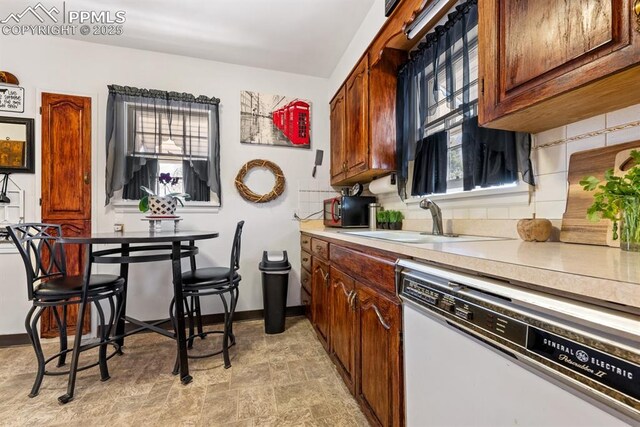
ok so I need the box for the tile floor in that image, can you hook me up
[0,317,369,426]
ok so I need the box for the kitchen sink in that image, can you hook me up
[339,230,505,244]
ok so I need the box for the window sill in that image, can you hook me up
[405,181,532,209]
[112,200,220,214]
[0,244,17,254]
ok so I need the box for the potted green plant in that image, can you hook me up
[580,150,640,251]
[388,210,404,230]
[139,173,190,216]
[376,210,390,229]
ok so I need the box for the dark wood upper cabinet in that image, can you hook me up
[479,0,640,133]
[330,86,347,184]
[345,56,370,179]
[330,49,406,186]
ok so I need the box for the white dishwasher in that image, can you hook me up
[397,260,640,427]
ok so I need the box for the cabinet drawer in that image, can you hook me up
[311,238,329,260]
[330,243,396,297]
[300,234,312,252]
[301,268,312,294]
[301,250,312,272]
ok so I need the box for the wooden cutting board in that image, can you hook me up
[560,139,640,246]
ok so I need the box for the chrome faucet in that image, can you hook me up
[419,198,443,235]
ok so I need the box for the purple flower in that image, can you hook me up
[159,173,172,184]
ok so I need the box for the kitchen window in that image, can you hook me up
[105,85,221,206]
[396,0,534,200]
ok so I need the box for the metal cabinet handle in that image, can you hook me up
[83,172,90,185]
[302,257,309,262]
[635,0,640,33]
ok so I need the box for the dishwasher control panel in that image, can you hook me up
[402,277,527,345]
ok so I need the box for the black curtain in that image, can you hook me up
[183,160,210,202]
[412,131,448,196]
[122,157,158,200]
[396,0,478,199]
[462,117,535,190]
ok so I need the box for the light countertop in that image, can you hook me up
[301,227,640,310]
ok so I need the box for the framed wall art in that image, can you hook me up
[0,116,35,174]
[240,91,310,149]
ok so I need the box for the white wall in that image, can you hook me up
[0,36,330,334]
[327,0,386,98]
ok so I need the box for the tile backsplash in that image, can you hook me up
[297,181,338,219]
[377,103,640,236]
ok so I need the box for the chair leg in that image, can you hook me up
[169,298,180,375]
[25,305,46,398]
[219,293,231,369]
[52,305,68,367]
[185,297,195,349]
[229,286,239,345]
[58,297,89,404]
[94,300,110,382]
[194,295,205,339]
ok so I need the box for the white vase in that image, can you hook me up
[148,196,177,216]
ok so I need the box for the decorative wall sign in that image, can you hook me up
[240,91,310,148]
[235,159,285,203]
[0,85,24,113]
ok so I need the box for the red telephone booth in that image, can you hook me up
[287,100,310,145]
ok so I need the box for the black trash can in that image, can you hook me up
[259,250,291,334]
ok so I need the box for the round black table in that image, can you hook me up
[60,229,219,387]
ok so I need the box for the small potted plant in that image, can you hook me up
[139,173,190,216]
[580,150,640,251]
[388,210,404,230]
[376,210,390,229]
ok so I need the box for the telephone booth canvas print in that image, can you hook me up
[240,91,311,148]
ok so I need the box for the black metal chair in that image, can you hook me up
[170,220,244,369]
[6,223,125,403]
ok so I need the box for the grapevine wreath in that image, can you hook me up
[235,159,286,203]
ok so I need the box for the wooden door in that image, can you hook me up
[311,257,330,350]
[329,266,357,392]
[479,0,640,131]
[329,86,347,185]
[345,56,369,179]
[41,92,92,338]
[356,283,402,427]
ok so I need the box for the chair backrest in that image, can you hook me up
[5,223,67,300]
[229,220,244,273]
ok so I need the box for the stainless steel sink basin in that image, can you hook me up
[339,230,504,244]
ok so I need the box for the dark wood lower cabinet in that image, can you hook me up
[301,233,404,427]
[311,257,330,350]
[329,266,357,392]
[356,283,402,427]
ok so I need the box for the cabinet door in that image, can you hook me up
[356,283,402,427]
[311,257,330,349]
[479,0,640,132]
[329,267,357,392]
[330,87,347,184]
[345,56,369,178]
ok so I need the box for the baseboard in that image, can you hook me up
[0,333,31,347]
[0,306,307,347]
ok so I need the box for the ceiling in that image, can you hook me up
[5,0,375,77]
